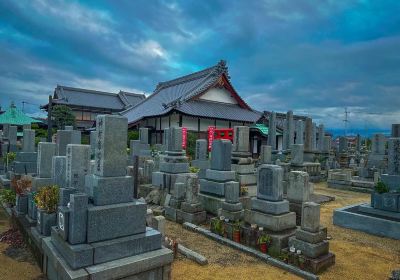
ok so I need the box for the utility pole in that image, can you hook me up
[343,107,349,136]
[47,95,53,142]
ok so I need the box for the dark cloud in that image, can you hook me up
[0,0,399,129]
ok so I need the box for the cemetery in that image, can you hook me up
[0,111,399,280]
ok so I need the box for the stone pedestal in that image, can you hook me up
[218,181,244,221]
[289,202,335,273]
[244,164,297,251]
[43,115,172,280]
[32,142,57,190]
[191,139,210,179]
[152,127,190,193]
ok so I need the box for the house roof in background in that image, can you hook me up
[0,103,42,125]
[50,85,145,111]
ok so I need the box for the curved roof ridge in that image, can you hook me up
[155,60,227,92]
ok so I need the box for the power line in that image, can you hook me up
[343,107,350,136]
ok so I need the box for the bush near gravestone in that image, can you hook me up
[34,185,59,236]
[0,189,16,207]
[375,181,389,194]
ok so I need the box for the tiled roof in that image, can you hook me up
[52,86,145,111]
[121,60,260,124]
[0,103,41,125]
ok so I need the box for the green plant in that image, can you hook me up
[127,130,139,147]
[6,152,16,164]
[233,220,241,231]
[279,251,289,263]
[375,181,389,194]
[34,185,60,213]
[258,233,271,245]
[52,105,75,129]
[189,166,200,173]
[211,219,224,236]
[185,132,197,159]
[0,189,16,206]
[240,184,248,196]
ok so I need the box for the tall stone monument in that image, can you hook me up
[268,111,277,150]
[13,129,37,174]
[231,126,257,196]
[295,120,304,145]
[289,202,335,273]
[191,139,210,179]
[152,127,190,193]
[43,114,173,280]
[199,139,239,215]
[56,127,81,156]
[244,164,297,251]
[32,142,57,189]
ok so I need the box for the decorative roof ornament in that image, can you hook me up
[212,60,230,80]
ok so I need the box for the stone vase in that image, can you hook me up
[37,209,57,236]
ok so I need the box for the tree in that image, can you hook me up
[52,105,75,129]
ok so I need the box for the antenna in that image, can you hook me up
[343,107,349,136]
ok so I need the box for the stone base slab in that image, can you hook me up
[13,161,37,174]
[251,198,289,215]
[205,169,236,181]
[333,203,400,240]
[180,202,204,213]
[358,203,400,220]
[219,208,244,221]
[305,252,335,274]
[295,227,327,244]
[244,209,296,232]
[159,162,189,174]
[221,201,243,212]
[198,193,225,215]
[32,177,53,191]
[237,174,257,185]
[176,210,206,225]
[288,237,329,258]
[42,237,173,280]
[199,179,225,197]
[231,163,255,174]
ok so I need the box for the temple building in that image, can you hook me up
[42,85,146,129]
[120,60,261,143]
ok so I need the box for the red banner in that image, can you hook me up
[208,126,215,151]
[182,127,187,149]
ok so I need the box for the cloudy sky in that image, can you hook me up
[0,0,399,132]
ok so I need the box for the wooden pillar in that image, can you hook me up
[47,95,52,142]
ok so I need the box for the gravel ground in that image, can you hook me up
[0,182,398,280]
[168,182,400,280]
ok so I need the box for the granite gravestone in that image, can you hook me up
[66,144,90,191]
[56,128,81,156]
[304,118,313,151]
[268,112,277,150]
[257,164,283,201]
[295,120,304,145]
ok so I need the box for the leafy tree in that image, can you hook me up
[52,105,75,129]
[186,131,197,160]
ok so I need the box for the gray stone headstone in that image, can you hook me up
[3,124,10,138]
[225,181,240,203]
[295,120,304,145]
[65,126,74,130]
[173,182,186,200]
[257,164,283,201]
[8,125,17,145]
[287,171,310,203]
[52,156,67,188]
[23,124,31,130]
[139,128,150,144]
[291,144,304,165]
[339,137,348,153]
[66,144,90,191]
[195,139,208,161]
[183,174,201,204]
[371,134,386,155]
[282,120,288,150]
[287,111,294,149]
[164,127,183,152]
[22,129,35,152]
[95,115,128,177]
[312,122,317,151]
[268,112,277,150]
[210,139,232,171]
[304,118,313,151]
[388,138,400,175]
[260,145,272,164]
[37,142,57,178]
[233,126,249,152]
[392,124,400,138]
[90,131,98,158]
[68,193,88,244]
[57,129,81,156]
[322,136,331,152]
[301,202,320,233]
[318,124,325,151]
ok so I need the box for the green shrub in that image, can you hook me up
[0,189,16,206]
[127,130,139,146]
[185,132,197,160]
[375,181,389,194]
[34,185,60,213]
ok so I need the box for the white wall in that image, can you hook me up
[182,115,198,130]
[199,88,238,104]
